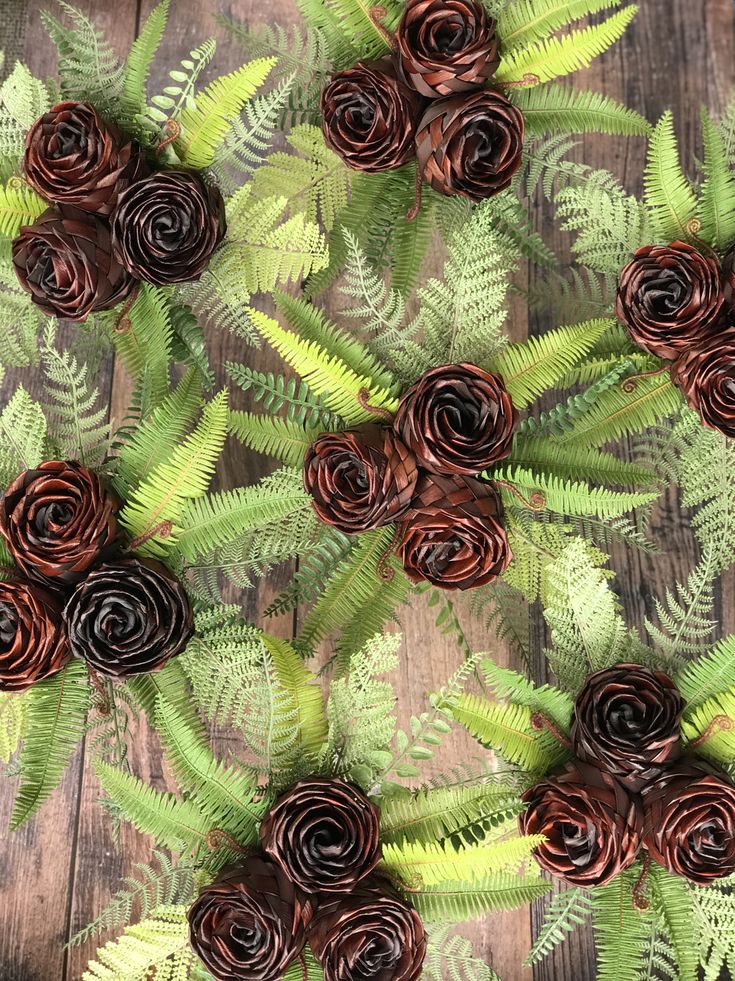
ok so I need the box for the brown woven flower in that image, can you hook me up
[320,58,423,173]
[188,857,311,981]
[260,777,382,894]
[616,242,724,360]
[397,472,511,590]
[723,248,735,309]
[643,762,735,884]
[111,170,226,285]
[303,427,418,534]
[670,324,735,438]
[520,761,643,887]
[396,0,500,98]
[394,362,517,475]
[309,881,427,981]
[0,580,70,692]
[416,89,524,200]
[12,205,135,320]
[571,664,684,792]
[63,557,194,677]
[23,101,148,216]
[0,461,120,591]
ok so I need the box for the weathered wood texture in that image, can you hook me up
[0,1,733,979]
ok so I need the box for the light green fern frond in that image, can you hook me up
[525,887,593,966]
[411,873,550,923]
[12,660,90,829]
[681,690,735,766]
[120,391,228,558]
[0,62,50,164]
[121,0,169,121]
[498,0,622,52]
[382,835,543,888]
[229,411,321,466]
[495,6,637,85]
[508,437,657,487]
[644,112,699,242]
[424,928,500,981]
[0,386,47,487]
[175,58,274,168]
[111,285,173,415]
[493,465,657,518]
[83,905,190,981]
[0,692,24,763]
[593,868,652,981]
[699,107,735,253]
[512,84,650,137]
[649,865,698,981]
[480,661,574,730]
[675,634,735,710]
[0,179,46,237]
[261,633,328,757]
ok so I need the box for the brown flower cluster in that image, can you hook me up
[0,460,193,689]
[303,362,517,590]
[320,0,523,202]
[520,663,735,888]
[616,241,735,438]
[188,777,426,981]
[13,101,226,321]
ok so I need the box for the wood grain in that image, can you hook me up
[0,1,733,979]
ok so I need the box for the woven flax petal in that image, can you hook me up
[0,580,70,692]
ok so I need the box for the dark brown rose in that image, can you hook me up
[396,0,500,98]
[394,362,517,475]
[188,857,311,981]
[304,427,418,534]
[571,664,684,791]
[320,58,423,173]
[520,761,643,887]
[398,472,511,590]
[260,777,382,894]
[111,170,226,285]
[0,461,120,591]
[309,881,427,981]
[670,324,735,438]
[0,580,70,692]
[616,242,724,360]
[416,89,524,200]
[12,205,135,321]
[63,557,194,677]
[23,101,148,216]
[643,762,735,884]
[723,248,735,309]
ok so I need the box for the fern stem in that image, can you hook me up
[632,852,651,911]
[88,669,112,717]
[530,712,571,749]
[494,479,546,512]
[357,387,394,422]
[205,828,252,854]
[155,118,182,155]
[377,526,401,582]
[114,287,140,335]
[406,164,423,222]
[688,713,735,749]
[128,519,173,551]
[500,73,540,89]
[620,365,670,394]
[368,6,397,49]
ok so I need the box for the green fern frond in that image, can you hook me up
[226,362,338,428]
[95,762,210,852]
[175,58,275,168]
[498,0,622,52]
[317,0,397,61]
[145,37,216,126]
[525,887,593,966]
[699,107,735,252]
[494,6,637,85]
[479,661,574,731]
[649,865,698,981]
[176,466,312,563]
[645,545,718,660]
[382,835,543,888]
[0,62,51,164]
[493,465,658,518]
[229,411,321,466]
[675,634,735,709]
[451,693,569,771]
[12,660,90,829]
[261,633,328,757]
[644,112,699,242]
[0,179,46,237]
[82,905,190,981]
[508,437,657,487]
[512,84,650,137]
[681,690,735,766]
[593,868,652,981]
[264,527,352,617]
[251,308,397,423]
[120,391,228,558]
[111,285,173,415]
[411,873,550,923]
[424,927,500,981]
[0,692,24,763]
[0,386,47,487]
[121,0,169,120]
[486,319,614,408]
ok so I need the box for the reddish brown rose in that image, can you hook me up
[111,170,226,285]
[394,362,517,475]
[321,58,423,173]
[643,762,735,884]
[63,557,194,676]
[396,0,500,98]
[0,461,120,591]
[397,472,511,590]
[0,580,70,692]
[13,205,135,320]
[309,881,427,981]
[571,664,683,791]
[616,242,724,360]
[188,857,311,981]
[520,761,643,887]
[416,89,524,200]
[23,101,148,216]
[670,324,735,438]
[260,777,382,894]
[303,427,418,534]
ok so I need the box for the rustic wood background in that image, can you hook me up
[0,1,734,978]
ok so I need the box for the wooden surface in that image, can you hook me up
[0,1,734,979]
